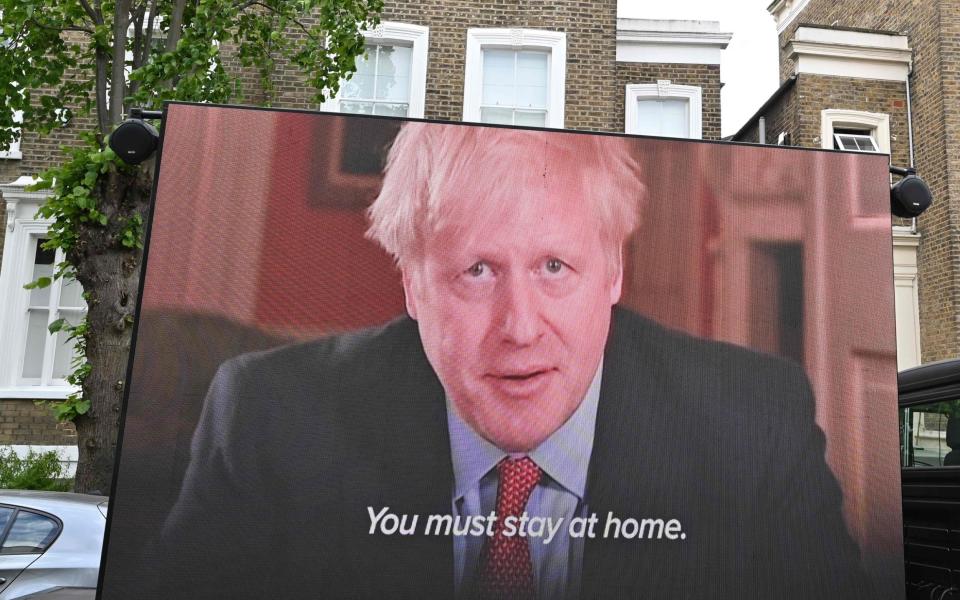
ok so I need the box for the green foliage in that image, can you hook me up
[23,277,51,290]
[120,213,144,249]
[0,448,73,491]
[31,136,131,254]
[47,318,91,422]
[0,0,382,464]
[0,0,384,149]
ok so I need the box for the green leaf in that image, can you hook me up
[48,318,67,334]
[24,277,51,290]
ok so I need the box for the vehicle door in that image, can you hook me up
[0,506,61,599]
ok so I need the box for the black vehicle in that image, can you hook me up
[900,358,960,599]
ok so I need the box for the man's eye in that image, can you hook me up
[544,258,565,274]
[466,262,489,277]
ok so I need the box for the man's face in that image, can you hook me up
[402,165,622,452]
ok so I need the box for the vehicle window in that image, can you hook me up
[0,511,60,554]
[901,398,960,467]
[0,507,13,536]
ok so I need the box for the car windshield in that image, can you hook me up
[901,398,960,467]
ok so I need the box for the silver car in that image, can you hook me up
[0,492,106,600]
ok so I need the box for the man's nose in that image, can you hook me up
[499,276,544,346]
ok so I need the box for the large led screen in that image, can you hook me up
[100,103,903,599]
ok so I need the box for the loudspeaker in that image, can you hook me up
[891,173,932,219]
[109,118,159,165]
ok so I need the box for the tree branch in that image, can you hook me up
[165,0,187,53]
[78,0,103,24]
[95,48,109,138]
[27,18,95,35]
[109,0,131,127]
[142,0,157,66]
[131,12,144,70]
[248,2,320,42]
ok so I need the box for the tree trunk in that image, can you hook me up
[71,160,154,495]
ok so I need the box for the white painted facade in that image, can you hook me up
[616,19,731,65]
[787,26,912,82]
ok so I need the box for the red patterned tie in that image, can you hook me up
[477,457,543,600]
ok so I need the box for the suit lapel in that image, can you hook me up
[582,308,674,597]
[370,318,455,596]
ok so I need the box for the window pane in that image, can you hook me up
[342,46,377,100]
[52,311,83,380]
[480,107,514,125]
[636,99,689,138]
[341,43,412,105]
[855,136,878,152]
[482,49,517,107]
[1,511,59,554]
[482,49,548,110]
[901,399,960,467]
[22,309,49,379]
[29,241,55,307]
[372,102,409,118]
[513,110,547,127]
[661,99,689,137]
[834,135,857,151]
[376,45,412,102]
[339,101,374,115]
[59,276,85,309]
[834,132,878,152]
[516,52,548,108]
[635,100,661,135]
[0,508,13,534]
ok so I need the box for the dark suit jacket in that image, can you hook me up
[149,307,873,599]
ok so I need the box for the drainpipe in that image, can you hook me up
[905,61,917,233]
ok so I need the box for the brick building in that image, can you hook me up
[732,0,960,371]
[0,5,729,453]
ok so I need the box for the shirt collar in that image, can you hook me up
[446,360,603,502]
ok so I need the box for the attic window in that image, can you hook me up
[833,129,879,152]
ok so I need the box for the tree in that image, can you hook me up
[0,0,383,494]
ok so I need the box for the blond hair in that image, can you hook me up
[367,122,645,267]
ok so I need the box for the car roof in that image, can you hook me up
[0,490,107,513]
[899,357,960,406]
[899,357,960,391]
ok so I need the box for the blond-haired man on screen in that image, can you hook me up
[158,122,872,600]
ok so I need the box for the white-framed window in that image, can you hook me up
[322,22,429,119]
[0,110,23,160]
[0,178,86,399]
[462,28,566,128]
[625,82,702,139]
[820,109,890,154]
[833,131,879,152]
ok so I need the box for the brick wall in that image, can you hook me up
[736,79,798,145]
[762,0,957,362]
[794,76,910,163]
[940,0,960,362]
[0,400,76,444]
[615,63,722,140]
[776,2,927,82]
[0,159,21,183]
[732,75,909,163]
[382,0,619,132]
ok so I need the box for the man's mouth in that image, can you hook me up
[497,369,551,381]
[485,367,557,397]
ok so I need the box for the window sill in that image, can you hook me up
[0,387,78,400]
[0,151,23,160]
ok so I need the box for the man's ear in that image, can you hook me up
[401,268,420,321]
[609,250,624,305]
